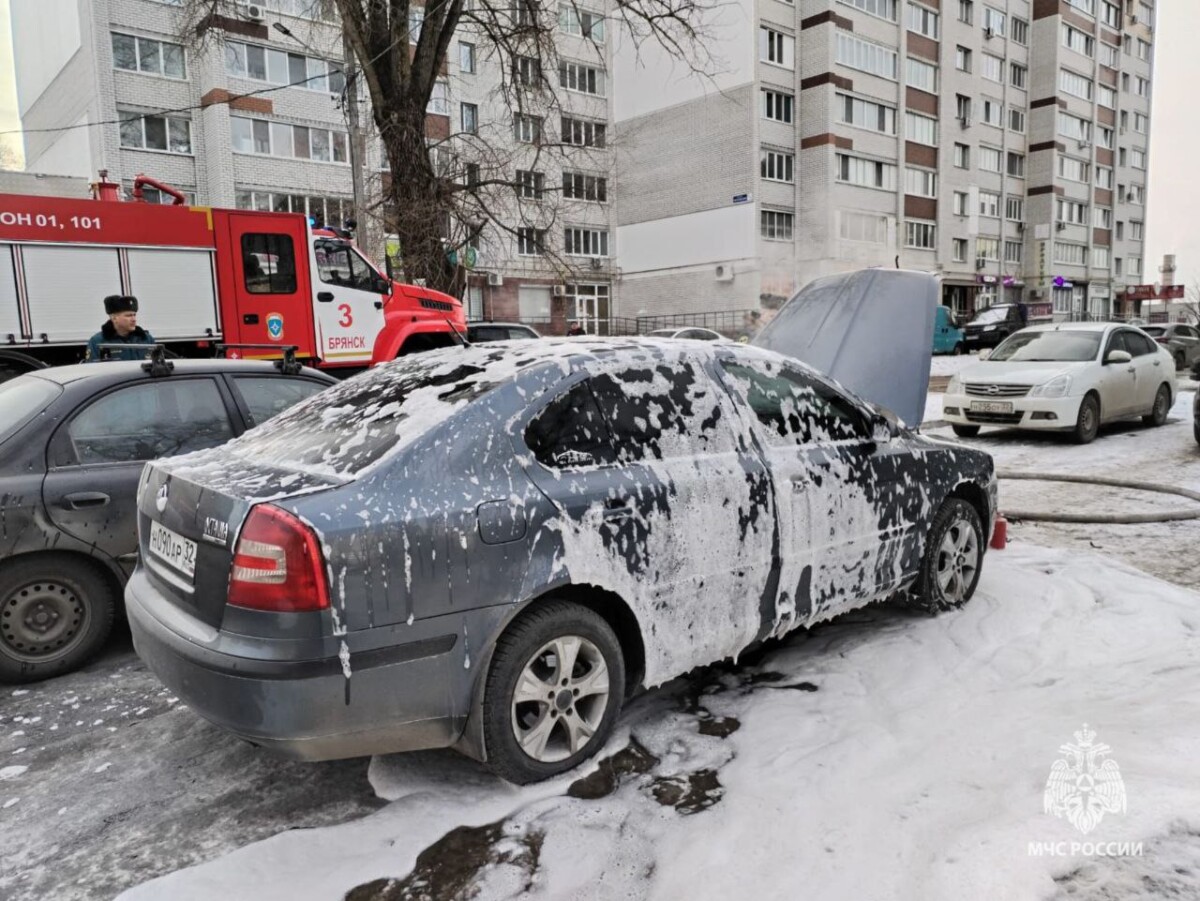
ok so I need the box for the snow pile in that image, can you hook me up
[118,545,1200,900]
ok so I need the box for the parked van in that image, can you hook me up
[933,305,966,355]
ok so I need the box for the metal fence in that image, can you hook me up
[510,310,760,338]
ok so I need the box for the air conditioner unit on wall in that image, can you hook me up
[1017,221,1026,231]
[959,116,972,129]
[983,26,995,39]
[589,257,604,270]
[553,284,568,296]
[244,3,265,22]
[486,272,504,287]
[715,263,734,283]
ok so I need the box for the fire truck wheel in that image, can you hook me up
[0,556,117,684]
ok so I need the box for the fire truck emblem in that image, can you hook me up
[1043,724,1126,835]
[266,312,285,340]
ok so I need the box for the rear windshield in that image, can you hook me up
[0,376,62,446]
[227,354,505,477]
[1141,327,1165,337]
[990,330,1102,362]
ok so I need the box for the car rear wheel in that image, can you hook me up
[482,601,625,784]
[909,498,984,615]
[952,425,980,438]
[1073,394,1100,444]
[0,556,116,683]
[1143,384,1171,427]
[953,343,965,356]
[1173,351,1186,371]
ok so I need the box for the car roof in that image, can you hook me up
[1018,322,1121,334]
[25,359,337,386]
[468,321,535,330]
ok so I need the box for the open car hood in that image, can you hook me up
[752,269,937,428]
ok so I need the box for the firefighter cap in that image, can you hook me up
[104,294,139,315]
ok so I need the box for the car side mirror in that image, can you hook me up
[870,412,896,444]
[1105,350,1132,365]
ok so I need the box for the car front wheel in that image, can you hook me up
[482,600,625,784]
[909,498,984,615]
[0,556,116,683]
[1143,384,1171,427]
[1073,394,1100,444]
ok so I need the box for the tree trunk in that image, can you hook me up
[379,104,457,295]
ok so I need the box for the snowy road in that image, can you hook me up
[1,386,1197,901]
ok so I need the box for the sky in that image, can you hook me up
[0,1,1193,287]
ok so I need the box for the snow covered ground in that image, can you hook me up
[3,386,1196,901]
[108,390,1199,900]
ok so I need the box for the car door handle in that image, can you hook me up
[790,474,810,490]
[1127,367,1137,374]
[317,291,335,302]
[1153,360,1161,366]
[64,492,110,509]
[602,500,634,520]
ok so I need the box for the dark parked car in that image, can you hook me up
[963,303,1028,351]
[0,357,336,682]
[466,322,541,342]
[1141,323,1200,371]
[127,334,997,783]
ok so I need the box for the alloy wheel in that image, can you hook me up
[935,520,980,605]
[510,634,610,763]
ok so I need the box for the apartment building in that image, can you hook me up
[613,0,1157,322]
[11,0,618,329]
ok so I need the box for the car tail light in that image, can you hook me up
[228,504,329,613]
[1155,337,1169,345]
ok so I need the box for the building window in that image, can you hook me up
[459,41,476,73]
[558,3,605,41]
[235,191,352,226]
[1101,0,1120,27]
[982,98,1003,128]
[1135,77,1150,97]
[978,191,1000,218]
[956,94,972,121]
[761,210,794,241]
[1057,199,1089,225]
[761,28,796,69]
[958,0,974,24]
[1010,63,1027,89]
[905,167,937,198]
[135,183,196,205]
[1092,247,1110,268]
[1114,257,1123,276]
[839,211,889,243]
[1134,113,1148,134]
[427,82,450,115]
[1005,241,1023,263]
[1128,256,1142,276]
[1093,206,1112,229]
[1009,108,1026,133]
[761,149,795,183]
[1058,156,1091,183]
[461,103,478,134]
[515,169,545,200]
[564,227,609,256]
[839,94,896,133]
[1006,196,1024,220]
[1098,126,1114,149]
[907,58,938,92]
[954,191,969,216]
[1098,85,1117,109]
[513,114,542,143]
[1011,17,1029,44]
[1096,165,1113,189]
[1058,113,1092,143]
[1062,24,1095,57]
[976,236,1000,260]
[561,116,606,147]
[516,228,546,256]
[112,33,186,79]
[835,33,896,79]
[1060,68,1094,101]
[1129,184,1145,204]
[905,111,938,146]
[762,89,795,123]
[836,153,898,190]
[513,55,542,88]
[1065,0,1094,15]
[1099,43,1119,68]
[1007,152,1025,177]
[981,54,1002,83]
[978,146,1002,172]
[906,3,939,38]
[1116,221,1124,240]
[954,143,970,168]
[956,46,972,71]
[231,117,347,162]
[562,171,608,201]
[224,40,342,93]
[983,6,1005,34]
[119,112,192,154]
[1137,39,1151,61]
[559,61,605,95]
[953,238,968,262]
[905,221,936,249]
[838,0,898,20]
[1130,221,1143,240]
[1130,148,1146,170]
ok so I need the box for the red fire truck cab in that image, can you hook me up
[0,173,464,372]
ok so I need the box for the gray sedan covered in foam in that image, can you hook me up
[126,281,997,784]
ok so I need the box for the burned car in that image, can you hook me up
[125,271,997,783]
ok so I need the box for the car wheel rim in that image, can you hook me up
[510,634,610,764]
[1082,402,1096,435]
[1,579,88,662]
[935,519,979,604]
[1156,389,1168,420]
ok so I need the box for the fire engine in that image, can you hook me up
[0,173,465,374]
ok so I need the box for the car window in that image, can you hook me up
[1106,331,1132,357]
[0,376,62,447]
[683,329,717,341]
[241,233,297,294]
[65,379,234,465]
[469,326,510,343]
[524,381,617,469]
[232,376,329,427]
[1179,326,1199,339]
[314,240,379,292]
[1127,332,1157,356]
[720,360,866,446]
[507,327,537,340]
[1141,327,1165,337]
[588,362,737,462]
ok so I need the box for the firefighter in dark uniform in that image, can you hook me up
[85,295,157,362]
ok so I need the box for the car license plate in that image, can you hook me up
[969,401,1014,414]
[148,521,197,581]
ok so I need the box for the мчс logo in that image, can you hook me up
[266,312,285,340]
[1043,724,1126,835]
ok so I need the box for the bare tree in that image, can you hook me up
[181,0,720,295]
[1182,280,1200,324]
[0,140,22,171]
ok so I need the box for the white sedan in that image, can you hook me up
[942,322,1176,444]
